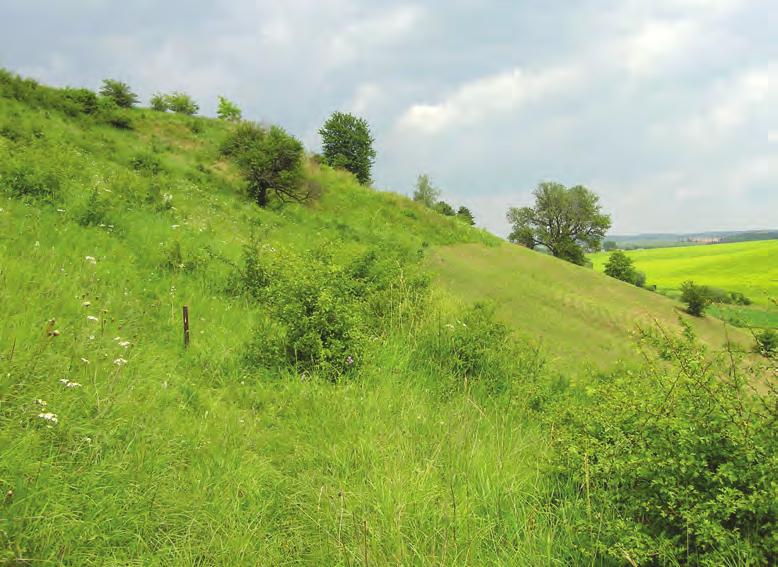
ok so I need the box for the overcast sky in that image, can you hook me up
[1,0,773,235]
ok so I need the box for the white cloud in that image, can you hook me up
[622,19,696,77]
[396,66,579,134]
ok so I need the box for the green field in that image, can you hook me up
[590,241,778,328]
[430,244,752,372]
[1,72,774,565]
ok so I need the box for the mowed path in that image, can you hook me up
[429,243,752,373]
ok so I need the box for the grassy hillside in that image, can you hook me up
[430,243,752,372]
[1,72,774,565]
[590,241,778,329]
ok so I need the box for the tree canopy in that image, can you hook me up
[221,122,307,208]
[99,79,138,108]
[412,174,440,207]
[217,96,242,121]
[456,206,476,225]
[506,181,611,265]
[319,112,376,185]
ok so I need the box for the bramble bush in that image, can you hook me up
[552,322,777,565]
[233,235,420,377]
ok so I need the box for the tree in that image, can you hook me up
[456,206,475,225]
[217,96,242,121]
[434,201,456,216]
[150,93,169,111]
[319,111,376,185]
[603,240,617,251]
[604,250,638,284]
[506,181,611,265]
[412,174,440,207]
[222,122,307,208]
[680,280,711,316]
[99,79,138,108]
[165,92,198,115]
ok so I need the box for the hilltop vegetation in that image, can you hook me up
[1,71,775,565]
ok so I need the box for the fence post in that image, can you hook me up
[182,305,190,348]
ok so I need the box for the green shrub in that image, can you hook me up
[1,163,60,201]
[680,280,711,316]
[130,153,164,175]
[76,188,112,227]
[149,92,169,112]
[99,79,138,108]
[165,92,198,115]
[753,329,777,357]
[216,96,242,121]
[417,302,548,398]
[553,323,777,565]
[62,87,99,115]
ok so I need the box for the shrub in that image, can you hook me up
[603,250,637,284]
[149,93,169,112]
[456,206,475,225]
[216,96,242,121]
[130,153,164,175]
[434,200,455,216]
[417,302,549,398]
[680,280,711,316]
[553,323,777,565]
[62,87,99,114]
[2,163,60,201]
[76,189,112,227]
[188,119,204,134]
[99,79,138,108]
[221,122,307,207]
[165,92,198,115]
[753,329,777,357]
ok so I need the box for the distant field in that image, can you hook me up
[590,240,778,328]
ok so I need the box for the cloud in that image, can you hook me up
[0,0,772,235]
[396,66,579,134]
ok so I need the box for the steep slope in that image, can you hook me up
[429,243,752,372]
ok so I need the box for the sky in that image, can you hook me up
[0,0,773,236]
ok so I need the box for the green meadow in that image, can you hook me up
[590,241,778,329]
[1,71,775,565]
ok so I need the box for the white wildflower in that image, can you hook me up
[34,399,47,406]
[113,357,128,366]
[85,256,97,265]
[88,335,95,341]
[37,412,58,424]
[66,381,82,388]
[171,224,180,229]
[86,315,99,322]
[118,340,131,348]
[80,357,90,364]
[59,378,69,385]
[82,301,91,307]
[84,436,92,443]
[56,208,65,213]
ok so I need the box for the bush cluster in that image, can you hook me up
[552,323,777,565]
[233,236,425,377]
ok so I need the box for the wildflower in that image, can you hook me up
[37,412,58,424]
[35,399,47,406]
[66,381,82,388]
[88,335,95,341]
[82,301,91,307]
[51,330,61,337]
[171,224,180,229]
[118,340,131,348]
[87,315,99,322]
[56,208,65,213]
[84,436,92,443]
[113,336,122,341]
[85,256,97,265]
[346,356,354,365]
[59,378,69,385]
[80,357,90,364]
[113,357,128,366]
[445,323,455,329]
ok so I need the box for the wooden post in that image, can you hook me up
[182,305,190,348]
